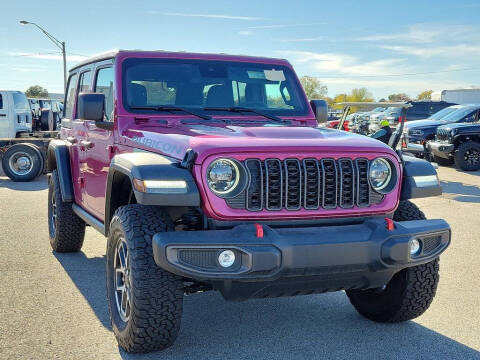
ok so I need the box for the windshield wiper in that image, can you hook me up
[130,105,211,120]
[203,106,285,123]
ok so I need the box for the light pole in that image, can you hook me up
[19,20,67,92]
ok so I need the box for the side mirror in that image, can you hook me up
[310,99,328,124]
[77,93,105,121]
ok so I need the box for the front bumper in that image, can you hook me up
[402,134,425,154]
[153,219,450,299]
[428,141,454,159]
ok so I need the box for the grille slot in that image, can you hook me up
[355,158,370,207]
[284,159,302,210]
[436,128,450,141]
[303,159,321,210]
[241,158,377,211]
[339,159,355,208]
[321,159,337,209]
[265,159,283,210]
[245,159,263,211]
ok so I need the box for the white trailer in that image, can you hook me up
[0,90,57,182]
[431,89,480,104]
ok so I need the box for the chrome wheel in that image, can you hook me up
[114,238,131,322]
[464,148,480,166]
[8,152,33,176]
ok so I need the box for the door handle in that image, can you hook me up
[66,136,77,144]
[80,140,93,149]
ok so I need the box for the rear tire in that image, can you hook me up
[454,141,480,171]
[106,205,183,353]
[48,169,86,252]
[346,201,440,322]
[2,143,43,182]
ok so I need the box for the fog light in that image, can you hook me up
[409,238,421,256]
[218,250,235,268]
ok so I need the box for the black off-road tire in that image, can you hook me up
[393,200,426,221]
[48,169,86,252]
[106,205,184,353]
[433,154,453,167]
[454,141,480,171]
[346,200,440,323]
[2,143,43,182]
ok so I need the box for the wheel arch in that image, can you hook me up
[104,152,200,236]
[46,140,74,202]
[400,155,442,200]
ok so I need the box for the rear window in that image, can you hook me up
[12,93,29,111]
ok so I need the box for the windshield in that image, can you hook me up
[39,100,51,109]
[440,106,477,123]
[122,58,308,116]
[12,93,30,111]
[428,106,459,120]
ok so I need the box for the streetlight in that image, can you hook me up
[19,20,67,92]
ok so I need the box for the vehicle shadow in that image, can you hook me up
[0,175,48,191]
[53,251,479,359]
[441,180,480,203]
[53,251,111,330]
[118,291,479,360]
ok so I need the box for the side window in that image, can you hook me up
[94,67,114,121]
[0,94,3,109]
[64,73,78,119]
[78,71,92,94]
[464,111,476,122]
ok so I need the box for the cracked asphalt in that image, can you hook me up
[0,166,479,359]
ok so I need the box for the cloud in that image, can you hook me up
[277,50,409,77]
[381,44,480,58]
[357,23,478,44]
[245,22,326,29]
[278,36,323,42]
[149,11,262,20]
[238,30,253,36]
[9,52,88,62]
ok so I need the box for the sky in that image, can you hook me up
[1,0,479,99]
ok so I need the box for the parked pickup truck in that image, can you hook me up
[402,104,480,159]
[46,50,450,353]
[428,120,480,171]
[0,90,57,181]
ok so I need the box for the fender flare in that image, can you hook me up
[400,155,441,200]
[105,152,200,233]
[46,140,74,202]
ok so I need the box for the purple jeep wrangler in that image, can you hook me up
[46,50,450,353]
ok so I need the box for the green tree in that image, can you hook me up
[388,93,411,102]
[416,90,433,100]
[25,85,49,98]
[300,76,328,99]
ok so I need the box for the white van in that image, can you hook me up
[0,90,32,138]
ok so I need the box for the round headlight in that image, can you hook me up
[369,158,392,191]
[207,158,240,194]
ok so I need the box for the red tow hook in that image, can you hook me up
[254,223,264,238]
[385,218,395,231]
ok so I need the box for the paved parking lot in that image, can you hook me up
[0,166,479,359]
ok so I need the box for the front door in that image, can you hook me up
[82,66,115,220]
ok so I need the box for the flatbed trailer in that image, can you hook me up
[0,131,58,182]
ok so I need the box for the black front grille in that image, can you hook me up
[240,157,377,211]
[436,128,451,142]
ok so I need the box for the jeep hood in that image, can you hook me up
[438,122,480,132]
[123,123,397,163]
[406,119,444,129]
